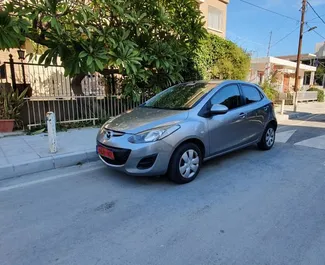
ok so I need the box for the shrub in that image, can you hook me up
[260,81,279,102]
[0,87,28,120]
[308,87,324,102]
[191,33,251,81]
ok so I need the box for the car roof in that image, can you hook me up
[183,80,258,87]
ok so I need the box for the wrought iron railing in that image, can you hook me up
[0,54,143,129]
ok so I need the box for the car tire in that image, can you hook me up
[258,123,276,150]
[167,143,202,184]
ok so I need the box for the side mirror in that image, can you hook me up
[209,104,228,115]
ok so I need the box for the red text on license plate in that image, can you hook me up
[98,146,115,160]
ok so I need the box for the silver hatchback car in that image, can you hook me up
[97,80,277,184]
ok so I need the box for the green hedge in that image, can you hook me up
[193,33,251,81]
[308,87,325,102]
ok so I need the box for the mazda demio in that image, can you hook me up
[97,80,277,184]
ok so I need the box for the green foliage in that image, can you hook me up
[0,10,29,49]
[315,65,325,86]
[308,87,325,102]
[257,70,280,102]
[0,87,28,120]
[1,0,206,98]
[260,81,279,102]
[193,34,251,81]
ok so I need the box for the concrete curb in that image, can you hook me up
[0,150,98,180]
[0,131,24,138]
[276,112,311,122]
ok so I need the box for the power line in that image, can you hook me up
[307,1,325,25]
[313,30,325,39]
[239,0,299,22]
[270,26,300,48]
[227,31,266,47]
[309,13,325,22]
[306,12,325,23]
[306,23,325,39]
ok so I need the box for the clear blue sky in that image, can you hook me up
[226,0,325,58]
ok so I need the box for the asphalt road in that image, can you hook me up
[277,113,325,145]
[1,115,325,265]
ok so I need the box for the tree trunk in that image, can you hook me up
[71,73,86,96]
[71,73,108,121]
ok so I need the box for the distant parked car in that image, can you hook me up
[97,80,277,184]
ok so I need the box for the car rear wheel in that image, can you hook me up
[168,143,202,184]
[258,123,276,150]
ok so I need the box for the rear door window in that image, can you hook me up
[241,84,263,105]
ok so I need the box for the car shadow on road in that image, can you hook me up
[98,145,261,187]
[99,167,174,187]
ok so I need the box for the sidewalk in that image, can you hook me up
[275,102,325,121]
[0,128,99,180]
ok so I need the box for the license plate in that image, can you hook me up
[97,146,115,160]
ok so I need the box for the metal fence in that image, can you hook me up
[296,91,318,102]
[22,95,146,129]
[0,55,113,97]
[276,91,318,104]
[0,54,142,129]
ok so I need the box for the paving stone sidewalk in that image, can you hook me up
[0,127,99,180]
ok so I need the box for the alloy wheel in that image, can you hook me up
[266,127,275,147]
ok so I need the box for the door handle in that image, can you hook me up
[239,113,246,119]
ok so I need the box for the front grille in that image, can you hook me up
[97,142,131,166]
[104,129,125,139]
[137,154,158,169]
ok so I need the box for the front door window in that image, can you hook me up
[210,84,242,110]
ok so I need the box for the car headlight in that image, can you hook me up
[128,125,180,144]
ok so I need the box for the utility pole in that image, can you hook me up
[267,31,272,57]
[265,31,272,83]
[293,0,307,112]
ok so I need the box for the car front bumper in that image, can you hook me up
[96,129,174,176]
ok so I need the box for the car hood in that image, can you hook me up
[103,107,189,134]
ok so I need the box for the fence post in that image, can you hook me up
[92,98,96,126]
[21,62,27,88]
[111,73,116,94]
[9,54,17,90]
[46,112,57,153]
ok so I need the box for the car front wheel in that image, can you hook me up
[168,143,202,184]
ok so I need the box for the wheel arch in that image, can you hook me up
[268,119,278,131]
[166,138,206,183]
[172,138,206,159]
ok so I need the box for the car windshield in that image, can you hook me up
[142,82,220,110]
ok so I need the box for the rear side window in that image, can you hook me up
[241,84,262,104]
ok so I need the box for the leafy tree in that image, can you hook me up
[0,0,206,99]
[194,33,251,81]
